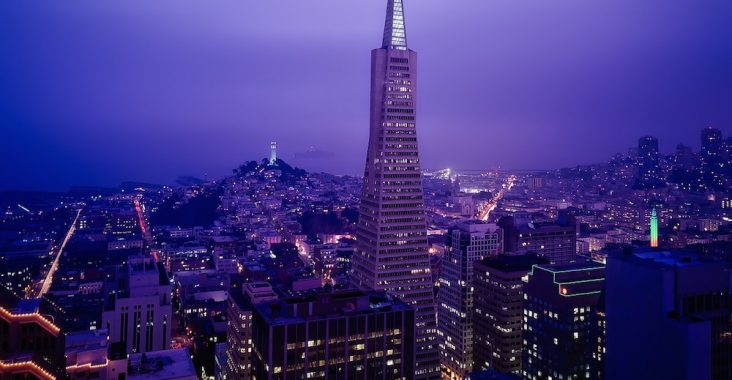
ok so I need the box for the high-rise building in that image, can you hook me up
[250,290,415,380]
[224,282,277,380]
[701,127,722,166]
[0,286,66,380]
[606,251,732,380]
[701,127,724,188]
[102,257,173,355]
[637,135,660,186]
[438,222,502,379]
[498,214,577,264]
[472,254,545,376]
[522,261,605,380]
[650,208,659,248]
[673,143,697,171]
[65,330,129,380]
[351,0,440,378]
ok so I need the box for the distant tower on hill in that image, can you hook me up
[269,141,277,165]
[650,208,658,248]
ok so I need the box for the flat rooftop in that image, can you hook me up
[128,348,197,380]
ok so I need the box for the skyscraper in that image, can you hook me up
[437,222,502,379]
[472,254,545,375]
[637,135,660,186]
[522,261,606,380]
[605,251,732,380]
[351,1,440,378]
[225,282,277,380]
[701,127,724,188]
[701,127,722,165]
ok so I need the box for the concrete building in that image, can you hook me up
[522,261,605,380]
[251,290,415,380]
[351,0,439,378]
[102,257,173,355]
[605,251,732,380]
[472,255,545,376]
[437,222,501,379]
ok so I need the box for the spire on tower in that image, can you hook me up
[382,0,407,50]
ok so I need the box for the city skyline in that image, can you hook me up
[3,1,732,380]
[2,0,731,191]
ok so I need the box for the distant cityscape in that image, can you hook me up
[2,1,731,380]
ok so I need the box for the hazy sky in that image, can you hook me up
[2,0,731,190]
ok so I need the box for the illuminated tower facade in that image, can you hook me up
[269,141,277,165]
[650,208,658,248]
[351,0,440,378]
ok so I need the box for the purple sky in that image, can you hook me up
[2,0,731,191]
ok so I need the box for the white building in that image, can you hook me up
[102,257,173,355]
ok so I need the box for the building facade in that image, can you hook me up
[102,257,172,355]
[351,0,439,378]
[225,282,277,380]
[437,222,501,379]
[251,290,415,380]
[0,286,65,380]
[522,261,605,380]
[605,251,732,380]
[637,135,660,186]
[499,215,577,264]
[472,255,544,376]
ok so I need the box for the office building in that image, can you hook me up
[0,286,65,380]
[65,330,128,380]
[351,0,439,378]
[522,261,605,380]
[605,251,732,380]
[472,255,545,375]
[701,127,724,188]
[437,222,501,379]
[102,257,173,355]
[499,214,577,264]
[251,290,415,380]
[225,282,277,380]
[637,135,660,186]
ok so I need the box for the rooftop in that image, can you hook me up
[255,290,410,325]
[478,254,547,272]
[127,348,197,380]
